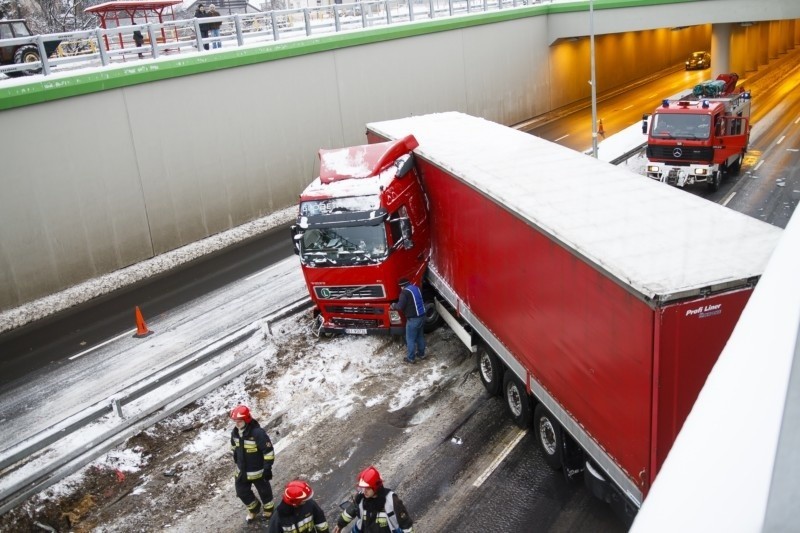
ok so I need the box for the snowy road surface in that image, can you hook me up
[0,257,305,452]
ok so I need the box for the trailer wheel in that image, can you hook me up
[707,170,721,192]
[534,404,563,471]
[476,344,503,396]
[503,373,532,428]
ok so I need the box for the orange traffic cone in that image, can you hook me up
[134,306,153,338]
[598,119,605,138]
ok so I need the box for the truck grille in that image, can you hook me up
[647,145,713,162]
[313,285,385,300]
[326,306,383,315]
[331,318,382,328]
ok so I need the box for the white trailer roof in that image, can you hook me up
[367,112,782,301]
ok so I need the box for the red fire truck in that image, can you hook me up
[645,73,751,191]
[294,112,781,521]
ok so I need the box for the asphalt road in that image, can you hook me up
[0,222,294,392]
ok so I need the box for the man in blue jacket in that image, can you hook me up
[391,278,426,364]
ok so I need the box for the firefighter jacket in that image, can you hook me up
[268,499,329,533]
[230,419,275,482]
[336,488,414,533]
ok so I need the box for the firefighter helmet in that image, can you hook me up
[357,466,383,491]
[283,480,313,506]
[230,405,252,423]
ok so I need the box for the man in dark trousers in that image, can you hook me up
[332,466,414,533]
[194,3,210,50]
[230,404,276,522]
[268,479,329,533]
[391,278,426,364]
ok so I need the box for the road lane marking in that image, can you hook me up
[754,160,764,171]
[246,261,290,281]
[722,191,736,207]
[69,329,137,360]
[622,105,633,110]
[472,429,527,488]
[777,135,786,145]
[554,134,569,143]
[795,117,800,124]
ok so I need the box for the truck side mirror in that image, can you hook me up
[395,154,415,178]
[290,225,301,255]
[642,114,649,135]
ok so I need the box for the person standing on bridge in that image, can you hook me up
[230,404,276,523]
[207,4,222,49]
[332,466,414,533]
[391,278,426,364]
[195,3,210,50]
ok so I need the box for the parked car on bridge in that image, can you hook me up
[0,19,61,77]
[685,50,710,70]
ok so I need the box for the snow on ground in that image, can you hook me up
[0,306,475,531]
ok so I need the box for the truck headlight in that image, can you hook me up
[647,165,659,172]
[389,310,401,324]
[695,168,707,175]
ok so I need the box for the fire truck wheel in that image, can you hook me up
[476,344,503,396]
[534,403,563,471]
[707,170,721,192]
[730,154,743,173]
[503,373,532,428]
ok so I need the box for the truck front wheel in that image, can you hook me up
[534,404,563,471]
[422,296,443,333]
[503,373,532,428]
[476,344,503,396]
[707,170,721,192]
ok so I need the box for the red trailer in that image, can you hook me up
[361,112,781,521]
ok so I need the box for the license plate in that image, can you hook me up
[345,328,367,335]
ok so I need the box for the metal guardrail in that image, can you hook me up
[0,0,550,78]
[0,296,311,515]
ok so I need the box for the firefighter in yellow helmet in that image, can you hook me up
[230,405,276,523]
[333,466,414,533]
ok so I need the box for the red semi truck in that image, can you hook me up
[645,73,751,191]
[293,112,781,521]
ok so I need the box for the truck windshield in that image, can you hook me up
[651,113,711,139]
[299,225,388,266]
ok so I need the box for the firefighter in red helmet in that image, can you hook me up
[333,466,414,533]
[230,404,276,522]
[267,479,330,533]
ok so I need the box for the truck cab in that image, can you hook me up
[292,135,432,335]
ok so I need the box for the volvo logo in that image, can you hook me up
[320,287,331,298]
[673,148,683,158]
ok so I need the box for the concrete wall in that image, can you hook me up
[0,18,714,311]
